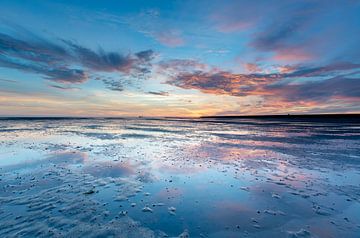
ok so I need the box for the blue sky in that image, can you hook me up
[0,0,359,116]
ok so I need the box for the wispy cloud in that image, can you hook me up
[0,25,154,88]
[211,0,360,64]
[122,9,185,47]
[158,59,208,74]
[0,78,17,83]
[154,30,184,47]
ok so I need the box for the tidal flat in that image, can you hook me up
[0,117,359,237]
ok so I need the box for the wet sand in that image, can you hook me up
[0,117,359,237]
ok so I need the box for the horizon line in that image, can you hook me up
[0,113,359,120]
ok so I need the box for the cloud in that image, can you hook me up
[210,1,258,33]
[0,78,17,83]
[0,26,154,88]
[250,17,308,52]
[0,32,69,64]
[147,91,169,96]
[122,9,185,47]
[267,76,360,102]
[168,70,279,96]
[211,0,360,64]
[135,50,155,62]
[248,13,317,63]
[285,63,360,78]
[244,63,262,73]
[165,59,360,103]
[154,30,184,47]
[64,41,154,73]
[0,55,88,83]
[64,41,135,72]
[48,84,80,91]
[44,68,88,83]
[101,79,124,91]
[205,49,229,55]
[216,21,253,33]
[158,59,208,74]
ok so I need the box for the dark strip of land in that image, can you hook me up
[200,114,360,119]
[199,114,360,123]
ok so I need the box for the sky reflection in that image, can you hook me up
[0,118,359,237]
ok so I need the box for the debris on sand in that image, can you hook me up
[168,206,176,215]
[178,229,189,238]
[119,210,128,216]
[271,193,281,199]
[142,206,153,213]
[168,206,176,212]
[287,228,313,238]
[253,224,261,229]
[83,188,96,195]
[264,209,286,216]
[240,186,250,192]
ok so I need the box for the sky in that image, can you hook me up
[0,0,359,117]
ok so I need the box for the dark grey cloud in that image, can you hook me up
[44,68,88,83]
[64,41,154,73]
[0,26,154,88]
[286,63,360,78]
[0,32,69,64]
[101,79,124,91]
[135,50,155,62]
[267,76,360,102]
[48,84,80,90]
[147,91,169,96]
[0,55,88,83]
[252,22,301,52]
[67,42,134,72]
[0,78,17,83]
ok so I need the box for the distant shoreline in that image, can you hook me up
[200,113,360,119]
[0,113,359,121]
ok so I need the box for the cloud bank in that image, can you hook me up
[0,28,154,88]
[165,61,360,104]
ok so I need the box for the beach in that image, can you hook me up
[0,117,359,237]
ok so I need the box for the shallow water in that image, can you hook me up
[0,118,359,237]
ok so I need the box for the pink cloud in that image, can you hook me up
[216,21,253,33]
[244,63,262,73]
[273,48,314,62]
[155,30,184,47]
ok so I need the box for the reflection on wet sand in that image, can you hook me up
[0,118,359,237]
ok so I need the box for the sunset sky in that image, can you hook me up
[1,0,359,117]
